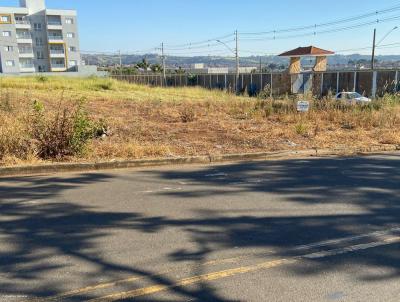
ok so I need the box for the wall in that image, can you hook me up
[30,11,50,72]
[0,20,20,73]
[112,70,400,98]
[0,65,108,77]
[60,14,80,70]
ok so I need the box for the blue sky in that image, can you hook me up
[2,0,400,56]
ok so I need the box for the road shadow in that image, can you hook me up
[0,154,399,301]
[0,173,235,302]
[141,155,400,281]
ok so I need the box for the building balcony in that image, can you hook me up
[15,20,31,29]
[47,24,63,30]
[47,20,62,25]
[18,49,34,58]
[49,49,65,58]
[47,18,63,30]
[16,35,32,43]
[48,35,64,42]
[51,64,66,71]
[20,64,35,73]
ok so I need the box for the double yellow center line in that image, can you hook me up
[88,235,400,301]
[88,259,292,302]
[29,232,400,302]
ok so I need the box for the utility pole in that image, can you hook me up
[259,56,262,73]
[371,28,376,70]
[118,50,122,76]
[161,42,166,86]
[371,26,398,71]
[235,30,240,93]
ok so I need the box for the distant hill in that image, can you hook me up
[82,53,400,69]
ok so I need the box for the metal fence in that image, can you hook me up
[112,69,400,98]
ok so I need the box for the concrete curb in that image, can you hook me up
[0,145,399,177]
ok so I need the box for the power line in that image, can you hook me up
[240,3,400,36]
[163,38,235,51]
[165,49,234,56]
[81,47,159,55]
[164,33,235,48]
[241,14,400,41]
[335,42,400,53]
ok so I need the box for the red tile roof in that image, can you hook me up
[278,46,335,57]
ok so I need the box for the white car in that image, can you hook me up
[335,92,371,103]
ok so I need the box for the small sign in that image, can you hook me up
[297,101,310,112]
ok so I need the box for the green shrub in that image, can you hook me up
[92,79,114,91]
[36,75,49,83]
[29,99,105,159]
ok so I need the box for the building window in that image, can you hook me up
[2,31,11,37]
[68,46,77,52]
[69,60,78,67]
[4,46,13,52]
[15,15,29,24]
[37,51,45,59]
[51,59,65,67]
[34,23,42,31]
[5,60,15,67]
[65,18,74,24]
[0,15,11,23]
[66,32,75,38]
[35,37,43,46]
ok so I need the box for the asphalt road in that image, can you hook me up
[1,153,400,302]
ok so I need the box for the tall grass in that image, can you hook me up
[0,76,399,166]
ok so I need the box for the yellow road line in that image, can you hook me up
[88,236,400,302]
[28,256,246,302]
[87,259,292,302]
[28,276,144,302]
[29,232,400,302]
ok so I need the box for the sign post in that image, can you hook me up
[297,101,310,113]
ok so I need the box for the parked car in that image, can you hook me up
[335,92,371,103]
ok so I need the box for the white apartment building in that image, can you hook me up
[0,0,80,73]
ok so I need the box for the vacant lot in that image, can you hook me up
[0,76,399,166]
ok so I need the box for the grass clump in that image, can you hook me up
[0,92,13,112]
[295,122,309,136]
[179,107,196,123]
[36,75,49,83]
[91,79,114,91]
[0,116,31,161]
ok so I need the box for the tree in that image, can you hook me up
[150,63,163,73]
[135,58,151,71]
[267,63,278,71]
[175,66,186,74]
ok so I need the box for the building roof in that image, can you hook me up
[278,46,335,57]
[0,6,29,14]
[46,9,77,16]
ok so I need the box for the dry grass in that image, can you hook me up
[1,76,399,167]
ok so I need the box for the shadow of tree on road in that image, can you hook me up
[141,155,400,281]
[0,173,235,301]
[0,154,400,301]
